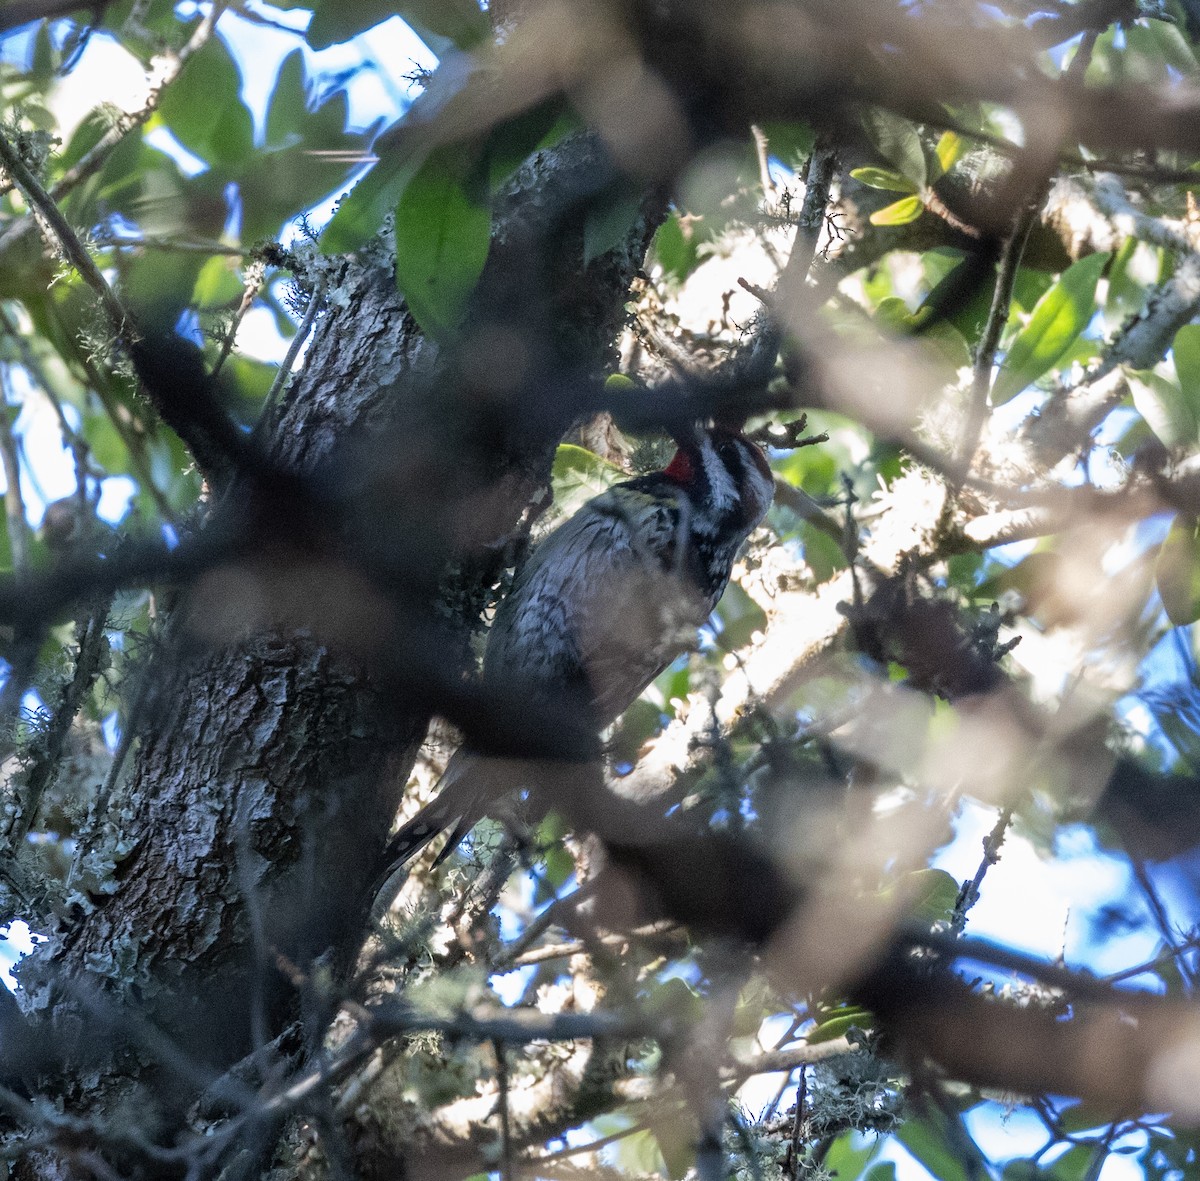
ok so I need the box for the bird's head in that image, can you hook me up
[664,424,774,532]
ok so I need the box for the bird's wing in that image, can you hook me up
[484,486,704,726]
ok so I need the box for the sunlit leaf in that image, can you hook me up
[869,195,924,226]
[653,211,701,281]
[931,130,965,179]
[809,1002,872,1043]
[1128,369,1197,450]
[991,251,1109,405]
[850,166,919,194]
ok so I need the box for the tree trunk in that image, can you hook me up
[12,130,665,1178]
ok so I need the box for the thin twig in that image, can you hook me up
[493,878,598,970]
[259,277,327,426]
[0,130,132,344]
[528,1118,655,1166]
[958,210,1035,467]
[0,302,176,523]
[949,807,1013,937]
[0,367,31,572]
[788,1065,807,1180]
[1132,859,1198,990]
[1104,930,1200,985]
[495,1039,514,1181]
[211,259,267,379]
[751,125,777,199]
[92,234,247,256]
[8,598,112,845]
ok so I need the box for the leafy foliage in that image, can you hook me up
[6,3,1200,1181]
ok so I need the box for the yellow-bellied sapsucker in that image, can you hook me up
[376,424,775,881]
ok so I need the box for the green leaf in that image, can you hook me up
[809,1002,872,1043]
[1147,18,1199,77]
[651,1108,696,1180]
[991,251,1109,405]
[31,20,56,84]
[715,580,767,650]
[192,256,243,310]
[614,1127,670,1178]
[323,156,422,255]
[869,195,924,226]
[1128,369,1196,449]
[157,38,253,168]
[1046,1145,1102,1181]
[265,49,308,149]
[861,108,927,189]
[864,1165,897,1181]
[731,978,775,1038]
[1173,323,1200,410]
[82,411,127,477]
[1105,234,1145,329]
[644,977,704,1024]
[485,99,572,193]
[875,296,918,332]
[1156,515,1200,626]
[931,130,965,179]
[538,844,574,895]
[1056,1100,1116,1134]
[897,1117,980,1181]
[583,185,645,265]
[823,1132,881,1181]
[393,145,492,341]
[906,867,960,926]
[756,120,816,167]
[653,211,701,283]
[1002,1162,1043,1181]
[850,166,919,194]
[551,443,623,518]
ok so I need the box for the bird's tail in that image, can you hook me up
[371,748,482,906]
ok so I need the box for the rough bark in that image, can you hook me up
[11,130,666,1178]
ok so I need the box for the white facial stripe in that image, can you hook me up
[699,436,739,513]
